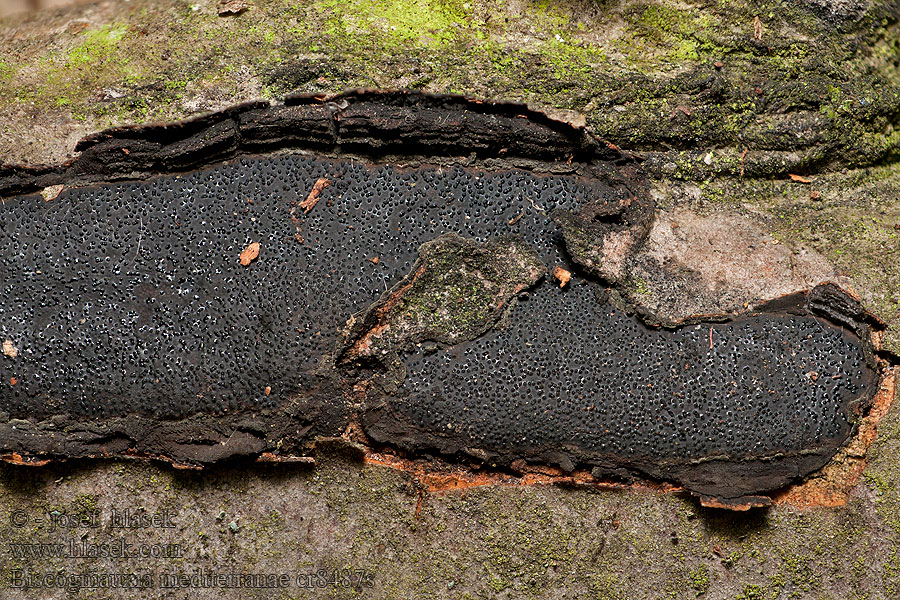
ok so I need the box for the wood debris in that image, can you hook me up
[41,185,64,202]
[2,340,17,359]
[239,242,260,266]
[552,266,572,288]
[218,0,250,16]
[789,174,812,183]
[753,16,763,40]
[300,178,331,213]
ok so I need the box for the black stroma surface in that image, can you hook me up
[0,153,872,464]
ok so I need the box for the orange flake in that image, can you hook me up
[239,242,260,266]
[552,266,571,288]
[299,178,331,213]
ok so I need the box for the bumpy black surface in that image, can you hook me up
[0,152,873,466]
[0,154,593,418]
[399,279,871,460]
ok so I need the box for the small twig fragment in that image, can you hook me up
[300,178,331,213]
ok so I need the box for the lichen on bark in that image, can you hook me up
[338,233,546,367]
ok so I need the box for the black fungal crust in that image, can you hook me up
[366,284,879,502]
[0,92,885,506]
[0,155,595,419]
[0,135,606,468]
